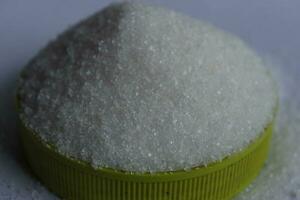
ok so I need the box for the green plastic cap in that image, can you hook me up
[20,120,273,200]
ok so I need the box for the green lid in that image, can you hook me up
[20,119,273,200]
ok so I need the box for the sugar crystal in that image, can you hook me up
[18,2,277,172]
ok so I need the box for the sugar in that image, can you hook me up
[18,2,276,172]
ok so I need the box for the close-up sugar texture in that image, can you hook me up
[0,1,300,200]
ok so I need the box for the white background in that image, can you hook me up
[0,0,299,199]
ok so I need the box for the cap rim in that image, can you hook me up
[20,118,273,199]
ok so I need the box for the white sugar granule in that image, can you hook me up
[18,2,276,172]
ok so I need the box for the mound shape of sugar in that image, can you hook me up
[18,2,277,172]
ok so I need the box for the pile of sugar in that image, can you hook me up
[18,2,276,172]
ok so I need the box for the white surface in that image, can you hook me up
[0,0,300,199]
